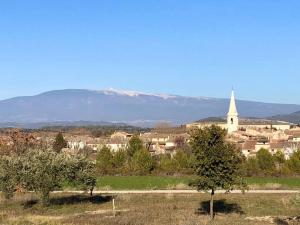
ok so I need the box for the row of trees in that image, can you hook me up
[96,135,195,175]
[244,148,300,176]
[58,128,300,177]
[41,131,300,177]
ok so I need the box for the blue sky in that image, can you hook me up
[0,0,300,103]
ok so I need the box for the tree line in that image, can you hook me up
[95,134,300,177]
[95,135,195,175]
[244,148,300,176]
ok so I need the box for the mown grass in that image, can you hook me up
[88,176,300,190]
[1,192,300,225]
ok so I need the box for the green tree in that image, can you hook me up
[273,151,285,165]
[172,150,192,172]
[20,149,68,206]
[65,156,96,196]
[112,149,127,173]
[52,132,68,153]
[273,151,286,175]
[132,149,154,175]
[1,149,96,205]
[256,148,275,175]
[244,157,260,176]
[286,150,300,175]
[190,125,247,219]
[96,146,114,175]
[0,155,21,199]
[159,154,177,175]
[127,135,143,157]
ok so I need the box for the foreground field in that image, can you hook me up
[1,193,300,225]
[89,176,300,190]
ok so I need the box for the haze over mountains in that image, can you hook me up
[0,89,299,128]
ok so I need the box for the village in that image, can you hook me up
[62,91,300,161]
[61,124,300,161]
[4,91,294,162]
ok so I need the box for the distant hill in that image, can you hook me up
[0,89,299,127]
[194,116,292,125]
[268,111,300,124]
[0,121,127,129]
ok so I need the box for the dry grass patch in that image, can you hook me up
[0,193,300,225]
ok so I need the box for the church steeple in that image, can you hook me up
[227,90,239,133]
[228,90,238,117]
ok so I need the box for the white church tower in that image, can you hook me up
[227,90,239,133]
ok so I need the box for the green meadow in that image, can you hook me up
[84,176,300,190]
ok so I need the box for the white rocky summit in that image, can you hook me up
[99,88,177,100]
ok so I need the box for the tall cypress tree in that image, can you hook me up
[53,132,68,153]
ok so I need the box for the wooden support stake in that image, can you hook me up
[112,197,116,217]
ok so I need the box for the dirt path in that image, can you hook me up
[56,190,300,194]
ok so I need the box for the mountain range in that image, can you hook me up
[0,88,299,128]
[268,111,300,124]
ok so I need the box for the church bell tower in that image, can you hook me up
[227,90,239,133]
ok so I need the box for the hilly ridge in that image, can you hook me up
[0,89,299,127]
[268,111,300,124]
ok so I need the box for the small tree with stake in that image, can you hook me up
[190,125,247,220]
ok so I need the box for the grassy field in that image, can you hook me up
[247,177,300,189]
[89,176,300,190]
[95,176,193,190]
[1,192,300,225]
